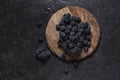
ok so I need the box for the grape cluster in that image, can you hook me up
[56,13,91,55]
[36,47,51,61]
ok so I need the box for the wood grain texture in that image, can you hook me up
[46,6,100,61]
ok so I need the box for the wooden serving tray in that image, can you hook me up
[46,6,100,61]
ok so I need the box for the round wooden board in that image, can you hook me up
[46,6,100,61]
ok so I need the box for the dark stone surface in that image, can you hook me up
[0,0,120,80]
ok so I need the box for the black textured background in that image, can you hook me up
[0,0,120,80]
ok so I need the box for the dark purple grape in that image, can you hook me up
[79,37,84,42]
[86,35,91,41]
[79,22,85,28]
[70,32,75,36]
[83,40,88,46]
[56,24,60,31]
[76,31,82,36]
[60,32,66,38]
[78,28,84,33]
[59,20,65,26]
[58,42,62,47]
[71,16,81,23]
[36,47,44,55]
[69,36,75,41]
[72,26,78,32]
[70,47,78,54]
[58,37,63,42]
[63,35,69,41]
[63,13,71,18]
[67,25,73,30]
[61,44,67,50]
[64,28,70,34]
[64,18,70,24]
[84,22,89,28]
[68,43,74,49]
[65,40,71,45]
[61,53,66,60]
[84,47,88,52]
[59,26,65,31]
[87,41,91,47]
[74,47,80,53]
[70,21,77,26]
[46,50,51,57]
[37,52,48,60]
[77,42,83,48]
